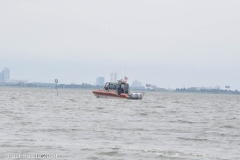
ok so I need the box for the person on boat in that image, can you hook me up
[117,83,121,95]
[124,83,129,94]
[121,83,125,93]
[104,83,109,91]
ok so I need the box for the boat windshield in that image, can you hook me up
[109,83,117,90]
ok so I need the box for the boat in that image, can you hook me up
[92,79,144,100]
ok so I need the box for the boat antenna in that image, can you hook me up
[55,79,58,96]
[125,66,126,77]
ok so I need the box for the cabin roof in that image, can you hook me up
[105,81,127,84]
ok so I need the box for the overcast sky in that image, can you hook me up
[0,0,240,89]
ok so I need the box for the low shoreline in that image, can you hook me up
[1,85,239,95]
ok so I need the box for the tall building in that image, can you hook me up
[96,77,105,86]
[2,68,10,82]
[131,80,145,90]
[131,80,141,88]
[0,72,2,83]
[110,72,118,82]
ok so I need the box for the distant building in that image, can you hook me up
[151,85,157,89]
[146,84,152,87]
[96,77,105,86]
[0,72,2,82]
[214,85,221,90]
[131,80,145,90]
[195,86,212,91]
[2,68,10,82]
[132,80,141,88]
[8,79,28,84]
[82,83,92,86]
[110,72,118,82]
[146,83,157,90]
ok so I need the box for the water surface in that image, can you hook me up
[0,87,239,159]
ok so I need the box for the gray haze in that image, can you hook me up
[0,0,240,89]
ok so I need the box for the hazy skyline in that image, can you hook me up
[0,1,240,89]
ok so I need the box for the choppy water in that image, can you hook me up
[0,87,239,160]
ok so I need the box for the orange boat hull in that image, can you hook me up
[92,90,128,99]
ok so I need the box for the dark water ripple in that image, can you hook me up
[0,87,240,160]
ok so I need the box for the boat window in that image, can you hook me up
[109,83,117,90]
